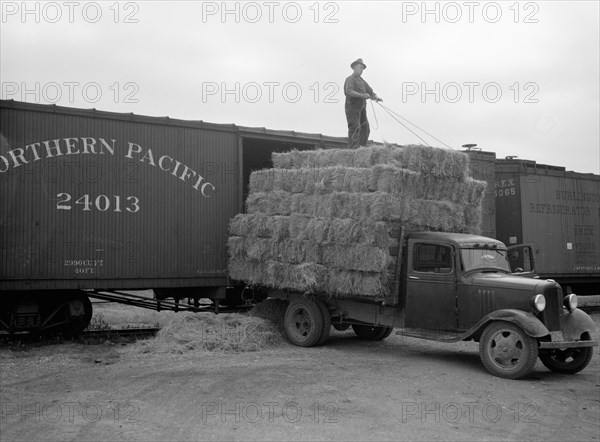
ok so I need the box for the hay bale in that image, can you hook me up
[464,205,483,235]
[245,190,469,229]
[272,144,470,180]
[231,144,484,302]
[323,269,388,300]
[227,236,245,259]
[247,167,487,209]
[246,191,293,216]
[232,213,396,248]
[321,243,391,272]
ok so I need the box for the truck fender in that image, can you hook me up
[464,309,550,342]
[563,308,596,341]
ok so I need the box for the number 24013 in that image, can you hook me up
[56,193,140,213]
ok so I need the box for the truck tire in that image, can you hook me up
[332,323,350,331]
[539,332,593,374]
[284,297,324,347]
[315,299,331,346]
[352,324,392,341]
[379,327,394,340]
[479,321,538,379]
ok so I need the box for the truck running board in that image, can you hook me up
[395,328,464,343]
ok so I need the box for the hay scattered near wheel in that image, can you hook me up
[134,312,285,354]
[247,298,287,332]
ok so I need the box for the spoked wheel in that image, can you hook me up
[479,321,538,379]
[539,333,593,374]
[352,324,393,341]
[0,291,93,336]
[284,297,325,347]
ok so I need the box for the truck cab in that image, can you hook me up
[405,232,557,332]
[273,231,597,379]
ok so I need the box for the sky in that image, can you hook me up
[1,0,599,174]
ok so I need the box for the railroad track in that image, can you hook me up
[82,327,161,338]
[0,327,160,343]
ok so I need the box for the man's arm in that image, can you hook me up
[345,76,371,99]
[365,81,382,102]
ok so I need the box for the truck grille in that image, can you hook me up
[540,286,562,331]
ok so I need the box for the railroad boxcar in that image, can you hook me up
[494,158,600,295]
[0,99,346,332]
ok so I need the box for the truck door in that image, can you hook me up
[404,242,457,331]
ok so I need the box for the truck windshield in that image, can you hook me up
[461,248,510,272]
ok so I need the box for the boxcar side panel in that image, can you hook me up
[519,172,600,277]
[0,104,239,290]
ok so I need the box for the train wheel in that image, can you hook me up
[62,293,93,336]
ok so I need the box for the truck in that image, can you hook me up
[261,229,597,380]
[1,100,597,379]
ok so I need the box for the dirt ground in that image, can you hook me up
[1,308,599,442]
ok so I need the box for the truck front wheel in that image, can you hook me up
[539,332,593,374]
[479,321,538,379]
[284,297,324,347]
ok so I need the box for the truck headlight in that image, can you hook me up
[530,294,546,312]
[563,294,578,311]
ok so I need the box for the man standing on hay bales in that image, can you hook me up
[344,58,382,148]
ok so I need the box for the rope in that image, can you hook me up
[349,100,370,146]
[374,101,456,150]
[374,102,430,146]
[369,99,379,130]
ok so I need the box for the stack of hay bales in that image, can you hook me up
[228,144,486,302]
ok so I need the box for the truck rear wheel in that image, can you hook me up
[332,323,350,331]
[479,321,538,379]
[352,324,393,341]
[315,299,331,346]
[539,332,593,374]
[284,297,324,347]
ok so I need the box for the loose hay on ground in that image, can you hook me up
[134,308,286,354]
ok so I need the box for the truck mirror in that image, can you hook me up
[508,244,536,276]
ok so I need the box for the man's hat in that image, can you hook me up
[350,58,366,69]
